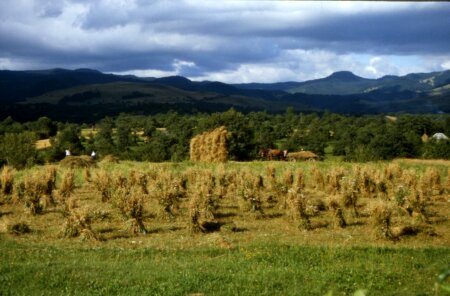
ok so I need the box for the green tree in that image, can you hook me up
[422,139,450,159]
[94,117,116,156]
[138,131,177,162]
[30,117,57,139]
[0,132,37,169]
[50,124,84,160]
[116,119,132,151]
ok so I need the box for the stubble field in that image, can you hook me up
[0,158,449,295]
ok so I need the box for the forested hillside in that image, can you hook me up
[0,110,449,169]
[1,69,449,122]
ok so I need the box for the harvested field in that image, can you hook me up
[35,139,51,150]
[0,160,449,295]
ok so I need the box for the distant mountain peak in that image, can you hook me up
[325,71,363,81]
[154,75,192,83]
[74,68,101,73]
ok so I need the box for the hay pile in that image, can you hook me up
[287,151,319,161]
[59,156,95,168]
[190,126,229,163]
[100,154,120,164]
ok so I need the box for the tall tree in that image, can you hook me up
[94,117,116,156]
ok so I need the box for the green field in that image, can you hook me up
[0,159,449,295]
[0,239,448,295]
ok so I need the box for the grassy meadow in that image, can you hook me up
[0,158,449,295]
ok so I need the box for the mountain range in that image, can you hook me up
[0,68,449,122]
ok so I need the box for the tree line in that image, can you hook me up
[0,109,449,168]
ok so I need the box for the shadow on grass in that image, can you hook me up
[311,221,329,230]
[265,212,284,219]
[347,220,366,227]
[0,211,13,217]
[215,212,238,218]
[146,226,184,234]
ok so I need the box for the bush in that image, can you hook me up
[0,132,37,169]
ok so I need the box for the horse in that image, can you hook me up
[258,148,269,159]
[259,148,287,160]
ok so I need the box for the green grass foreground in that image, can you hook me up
[0,238,448,296]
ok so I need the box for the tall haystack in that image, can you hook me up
[190,126,229,163]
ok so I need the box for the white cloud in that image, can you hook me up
[0,0,448,82]
[442,60,450,70]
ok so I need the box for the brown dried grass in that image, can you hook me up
[286,189,311,231]
[35,139,51,150]
[151,171,184,220]
[60,156,95,168]
[113,186,147,235]
[92,169,113,202]
[327,195,347,228]
[0,165,15,197]
[61,209,98,240]
[18,170,57,215]
[58,169,75,200]
[310,166,325,191]
[368,200,393,239]
[326,168,345,194]
[100,154,120,164]
[421,167,442,196]
[190,126,229,163]
[287,151,319,161]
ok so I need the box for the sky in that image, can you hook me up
[0,0,449,83]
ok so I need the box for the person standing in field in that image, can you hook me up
[91,151,96,160]
[65,149,71,157]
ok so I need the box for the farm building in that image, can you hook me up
[190,126,229,163]
[431,133,449,141]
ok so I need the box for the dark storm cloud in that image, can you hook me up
[0,0,449,81]
[281,6,450,55]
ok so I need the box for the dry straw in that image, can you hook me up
[340,177,359,217]
[327,195,347,228]
[384,163,403,184]
[100,154,120,164]
[83,167,91,183]
[326,168,345,194]
[92,169,113,202]
[190,126,229,163]
[151,171,184,220]
[294,169,305,192]
[61,209,98,240]
[187,183,219,233]
[129,170,148,195]
[235,170,264,216]
[356,167,377,198]
[447,168,450,192]
[420,167,442,196]
[18,170,57,215]
[0,165,15,197]
[368,200,393,239]
[59,169,75,200]
[113,186,147,234]
[286,188,311,231]
[59,155,95,168]
[310,166,325,191]
[214,164,230,198]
